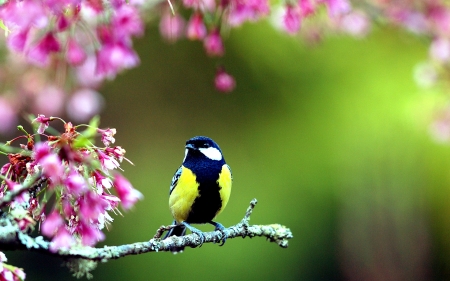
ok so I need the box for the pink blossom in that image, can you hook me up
[27,33,61,67]
[41,211,64,237]
[113,174,143,210]
[75,56,105,88]
[33,142,51,163]
[66,89,104,122]
[215,68,236,92]
[105,146,126,162]
[323,0,351,17]
[159,13,185,42]
[283,5,301,34]
[81,224,105,246]
[339,11,370,37]
[33,114,51,134]
[66,39,87,66]
[65,169,88,195]
[49,227,75,252]
[112,5,144,39]
[204,29,224,57]
[96,43,140,79]
[430,37,450,62]
[428,4,450,34]
[6,29,29,53]
[98,128,117,147]
[227,0,270,26]
[96,150,120,170]
[79,191,109,221]
[299,0,315,17]
[187,13,207,40]
[39,153,64,184]
[33,86,65,116]
[0,98,18,135]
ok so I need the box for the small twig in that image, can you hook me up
[0,176,46,209]
[0,199,293,261]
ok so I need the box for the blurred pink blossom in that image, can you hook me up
[159,12,186,42]
[0,98,18,134]
[66,89,104,122]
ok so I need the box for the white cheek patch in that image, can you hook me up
[183,148,188,162]
[199,147,222,161]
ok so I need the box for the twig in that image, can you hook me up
[0,199,293,261]
[0,175,46,209]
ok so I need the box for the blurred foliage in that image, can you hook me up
[5,21,450,281]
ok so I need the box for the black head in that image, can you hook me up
[184,136,223,162]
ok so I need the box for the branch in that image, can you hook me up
[0,199,292,262]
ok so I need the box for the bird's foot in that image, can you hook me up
[182,222,206,246]
[209,221,228,246]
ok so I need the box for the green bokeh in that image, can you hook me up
[7,22,450,280]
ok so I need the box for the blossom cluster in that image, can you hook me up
[0,115,142,257]
[0,0,144,134]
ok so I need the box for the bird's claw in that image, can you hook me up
[182,222,206,247]
[210,221,228,246]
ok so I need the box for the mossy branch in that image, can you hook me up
[0,199,292,277]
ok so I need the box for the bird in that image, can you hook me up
[164,136,232,253]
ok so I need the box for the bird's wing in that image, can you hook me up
[169,166,182,195]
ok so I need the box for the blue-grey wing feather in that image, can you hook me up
[169,166,182,195]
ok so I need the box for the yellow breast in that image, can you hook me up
[169,166,200,223]
[216,164,232,217]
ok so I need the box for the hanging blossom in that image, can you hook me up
[0,252,26,281]
[0,115,142,257]
[0,0,144,134]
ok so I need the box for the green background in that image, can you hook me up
[7,21,450,280]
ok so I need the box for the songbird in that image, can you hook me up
[164,136,232,253]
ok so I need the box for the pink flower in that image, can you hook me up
[33,114,51,134]
[339,10,370,37]
[79,191,109,224]
[66,39,87,66]
[27,33,61,67]
[33,142,51,163]
[6,29,29,52]
[39,153,64,184]
[41,211,64,237]
[0,98,18,135]
[79,222,105,246]
[50,227,75,252]
[227,0,270,26]
[187,13,207,40]
[204,29,224,56]
[105,146,126,162]
[159,13,185,42]
[283,5,301,34]
[65,169,88,195]
[75,56,105,88]
[112,5,144,39]
[96,149,120,170]
[96,42,140,79]
[299,0,315,17]
[98,128,117,146]
[113,174,143,210]
[215,68,236,92]
[33,86,65,116]
[323,0,351,17]
[430,37,450,62]
[66,89,104,122]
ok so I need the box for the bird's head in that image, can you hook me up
[184,136,223,161]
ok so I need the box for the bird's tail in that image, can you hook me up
[164,220,187,254]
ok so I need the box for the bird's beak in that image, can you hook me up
[185,143,196,150]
